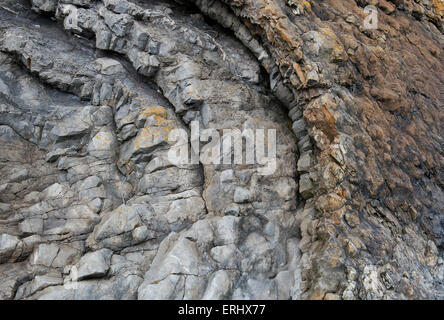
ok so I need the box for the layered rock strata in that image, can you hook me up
[0,0,442,299]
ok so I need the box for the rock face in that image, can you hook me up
[0,0,442,300]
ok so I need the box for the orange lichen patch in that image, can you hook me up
[134,126,172,149]
[147,114,170,127]
[302,0,311,10]
[433,0,444,15]
[92,132,113,147]
[134,97,150,105]
[158,125,173,140]
[319,28,344,52]
[139,106,167,119]
[137,106,170,128]
[319,27,336,39]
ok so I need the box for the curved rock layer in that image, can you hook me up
[0,0,442,299]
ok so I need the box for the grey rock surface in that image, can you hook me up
[0,0,442,300]
[0,0,299,300]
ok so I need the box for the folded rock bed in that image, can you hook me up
[0,0,442,300]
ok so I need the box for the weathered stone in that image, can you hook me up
[95,58,124,75]
[297,151,312,172]
[0,234,20,263]
[15,271,63,299]
[76,249,113,280]
[30,243,60,267]
[202,270,233,299]
[299,173,314,199]
[233,187,250,203]
[87,204,154,250]
[138,274,185,300]
[0,0,442,301]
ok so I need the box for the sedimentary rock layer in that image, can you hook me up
[0,0,442,299]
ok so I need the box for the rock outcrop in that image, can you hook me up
[0,0,442,299]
